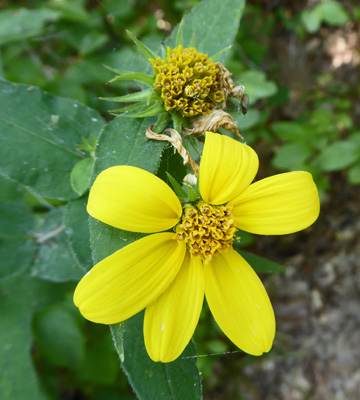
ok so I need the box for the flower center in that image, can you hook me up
[174,201,237,263]
[150,46,224,117]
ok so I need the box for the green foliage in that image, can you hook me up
[0,273,71,400]
[167,0,244,59]
[237,250,286,274]
[240,70,277,104]
[33,302,86,368]
[111,314,202,400]
[316,140,360,171]
[301,1,350,33]
[1,0,358,399]
[70,158,94,196]
[64,198,93,270]
[32,207,85,282]
[0,8,60,45]
[0,80,105,200]
[270,106,360,196]
[0,201,36,278]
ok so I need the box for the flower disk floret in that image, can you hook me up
[150,46,224,117]
[74,132,320,363]
[175,201,237,263]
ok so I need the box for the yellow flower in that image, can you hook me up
[150,46,224,117]
[74,132,320,363]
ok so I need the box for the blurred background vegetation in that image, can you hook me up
[1,0,360,399]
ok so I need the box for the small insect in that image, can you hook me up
[225,82,249,115]
[239,93,249,115]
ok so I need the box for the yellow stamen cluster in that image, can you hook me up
[175,201,237,263]
[150,46,224,117]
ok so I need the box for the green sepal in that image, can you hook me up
[99,88,154,103]
[110,101,148,114]
[165,172,188,201]
[176,18,184,47]
[126,29,159,60]
[148,91,162,102]
[152,112,171,134]
[103,64,127,75]
[70,158,93,196]
[184,182,200,202]
[211,45,232,61]
[188,32,196,48]
[108,72,155,87]
[112,102,165,118]
[171,112,183,134]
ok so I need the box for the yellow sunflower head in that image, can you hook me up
[150,46,224,117]
[74,132,320,363]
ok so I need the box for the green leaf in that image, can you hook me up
[271,121,313,143]
[206,339,228,353]
[33,302,85,368]
[0,49,4,79]
[301,8,322,33]
[64,198,92,271]
[49,0,90,22]
[0,80,105,200]
[76,330,120,385]
[0,201,36,278]
[240,70,277,103]
[0,272,71,400]
[92,116,167,176]
[348,162,360,185]
[272,143,312,171]
[236,249,286,273]
[0,201,34,238]
[167,0,245,61]
[109,72,155,87]
[0,175,24,202]
[233,229,254,248]
[348,131,360,147]
[316,141,360,171]
[126,30,159,60]
[111,313,202,400]
[301,1,349,33]
[319,1,350,26]
[231,109,261,130]
[70,158,93,196]
[89,219,143,264]
[78,31,108,56]
[0,8,60,45]
[32,207,85,282]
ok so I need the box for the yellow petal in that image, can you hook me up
[87,166,182,233]
[205,249,275,355]
[74,233,186,324]
[199,132,259,205]
[144,254,204,362]
[230,171,320,235]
